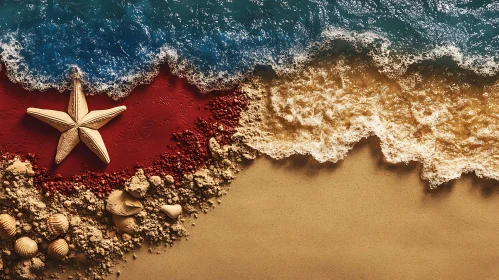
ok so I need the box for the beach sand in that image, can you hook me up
[107,137,499,280]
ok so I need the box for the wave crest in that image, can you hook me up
[237,56,499,187]
[1,0,498,97]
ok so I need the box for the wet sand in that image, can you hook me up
[108,138,499,280]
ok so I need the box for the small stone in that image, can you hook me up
[193,169,214,188]
[164,175,174,185]
[22,224,32,232]
[113,215,137,234]
[6,160,29,176]
[26,168,35,177]
[242,153,256,160]
[132,253,137,260]
[121,233,132,242]
[208,138,222,158]
[124,169,150,198]
[160,205,182,220]
[148,176,163,188]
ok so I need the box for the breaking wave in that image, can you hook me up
[0,0,498,98]
[237,54,499,187]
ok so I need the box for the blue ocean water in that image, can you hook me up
[0,0,498,98]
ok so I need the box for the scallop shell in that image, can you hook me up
[160,204,182,220]
[15,237,38,258]
[112,215,137,234]
[48,239,69,260]
[106,190,143,216]
[0,214,16,239]
[47,214,69,235]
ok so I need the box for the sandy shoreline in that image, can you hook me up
[106,137,499,280]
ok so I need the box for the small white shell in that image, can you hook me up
[112,215,137,234]
[160,204,182,220]
[106,190,143,216]
[47,214,69,235]
[15,237,38,258]
[48,239,69,260]
[0,214,16,239]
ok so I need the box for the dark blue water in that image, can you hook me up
[0,0,498,98]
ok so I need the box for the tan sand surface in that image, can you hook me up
[107,138,499,280]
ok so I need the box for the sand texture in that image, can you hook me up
[106,138,499,280]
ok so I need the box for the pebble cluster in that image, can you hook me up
[0,90,256,279]
[0,135,256,279]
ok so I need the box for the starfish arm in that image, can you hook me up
[79,106,127,129]
[26,108,76,132]
[55,127,80,164]
[79,127,110,164]
[68,78,89,122]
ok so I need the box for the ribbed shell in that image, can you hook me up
[0,214,16,239]
[48,239,69,260]
[47,214,69,235]
[15,237,38,258]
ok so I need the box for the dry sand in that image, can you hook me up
[107,138,499,280]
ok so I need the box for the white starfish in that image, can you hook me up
[27,78,126,164]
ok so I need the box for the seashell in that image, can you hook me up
[0,214,16,239]
[112,215,137,234]
[47,214,69,235]
[106,190,143,216]
[48,239,69,260]
[15,237,38,258]
[160,204,182,220]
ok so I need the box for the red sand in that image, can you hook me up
[0,67,246,196]
[0,67,213,176]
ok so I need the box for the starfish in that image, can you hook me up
[27,78,126,164]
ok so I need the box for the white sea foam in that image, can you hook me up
[2,26,499,99]
[0,32,252,99]
[237,57,499,187]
